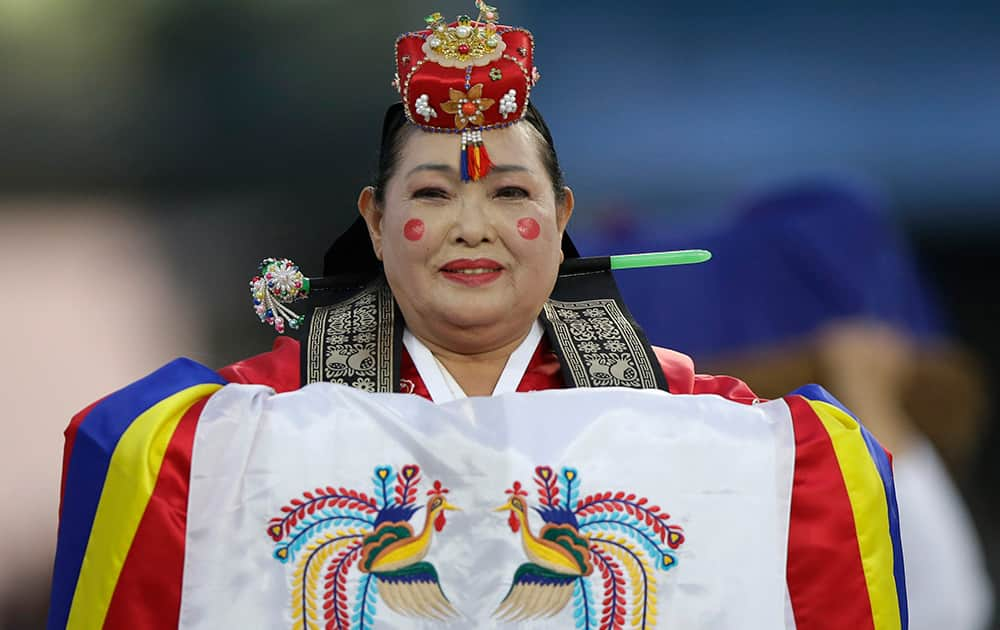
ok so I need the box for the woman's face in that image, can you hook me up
[359,123,573,352]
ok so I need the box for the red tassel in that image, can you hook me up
[465,145,476,181]
[475,142,494,180]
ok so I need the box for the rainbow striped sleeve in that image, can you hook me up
[785,385,908,630]
[48,358,227,630]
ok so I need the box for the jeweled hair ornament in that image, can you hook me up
[394,1,537,182]
[250,258,309,333]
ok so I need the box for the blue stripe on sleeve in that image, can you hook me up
[47,359,226,630]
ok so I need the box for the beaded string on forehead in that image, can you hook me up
[394,1,539,182]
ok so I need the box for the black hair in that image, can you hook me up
[372,101,568,206]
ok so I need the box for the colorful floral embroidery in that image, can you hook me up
[495,466,685,629]
[267,465,459,629]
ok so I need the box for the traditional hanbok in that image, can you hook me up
[50,306,905,630]
[48,5,906,629]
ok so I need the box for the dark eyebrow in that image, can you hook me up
[490,164,532,175]
[406,163,455,178]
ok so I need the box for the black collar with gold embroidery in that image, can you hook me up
[297,272,669,394]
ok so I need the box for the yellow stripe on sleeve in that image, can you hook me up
[66,383,222,629]
[810,400,902,630]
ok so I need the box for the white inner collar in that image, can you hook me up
[402,320,545,404]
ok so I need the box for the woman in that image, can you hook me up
[50,5,906,630]
[227,101,755,404]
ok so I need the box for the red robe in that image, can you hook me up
[219,335,760,403]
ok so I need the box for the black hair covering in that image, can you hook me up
[323,103,580,277]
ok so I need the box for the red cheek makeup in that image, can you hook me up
[516,217,541,240]
[403,219,426,242]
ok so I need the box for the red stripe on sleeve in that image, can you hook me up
[102,398,208,630]
[785,395,875,630]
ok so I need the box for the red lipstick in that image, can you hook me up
[439,258,505,287]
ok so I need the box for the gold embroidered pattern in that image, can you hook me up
[305,280,395,390]
[542,298,659,389]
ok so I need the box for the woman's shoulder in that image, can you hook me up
[219,336,301,393]
[652,345,759,403]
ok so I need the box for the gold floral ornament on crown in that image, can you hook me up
[422,2,506,68]
[441,84,496,129]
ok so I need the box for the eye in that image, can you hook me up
[494,186,529,200]
[412,187,450,200]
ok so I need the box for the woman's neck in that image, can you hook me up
[410,324,534,397]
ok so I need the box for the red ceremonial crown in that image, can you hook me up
[394,1,539,182]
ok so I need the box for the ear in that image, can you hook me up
[556,187,575,263]
[357,186,384,261]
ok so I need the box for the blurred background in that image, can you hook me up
[1,0,996,627]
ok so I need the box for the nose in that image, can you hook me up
[450,196,497,247]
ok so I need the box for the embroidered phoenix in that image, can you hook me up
[495,466,685,629]
[267,465,459,630]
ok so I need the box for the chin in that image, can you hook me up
[432,291,515,325]
[440,304,511,330]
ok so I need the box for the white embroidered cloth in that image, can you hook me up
[180,384,796,629]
